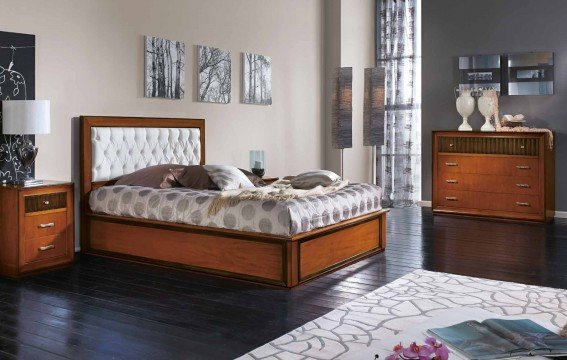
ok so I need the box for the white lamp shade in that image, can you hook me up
[2,100,51,135]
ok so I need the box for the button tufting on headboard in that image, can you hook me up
[91,127,201,181]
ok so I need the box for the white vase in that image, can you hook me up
[478,90,496,132]
[456,90,475,131]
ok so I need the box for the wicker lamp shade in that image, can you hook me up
[331,67,353,149]
[363,67,385,147]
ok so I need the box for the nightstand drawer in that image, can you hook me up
[25,211,67,239]
[24,233,68,264]
[25,192,67,213]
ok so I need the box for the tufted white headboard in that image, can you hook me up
[81,116,205,192]
[91,127,201,181]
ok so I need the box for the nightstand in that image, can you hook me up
[0,181,74,277]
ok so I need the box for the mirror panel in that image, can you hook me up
[457,52,554,96]
[506,52,554,95]
[458,55,501,92]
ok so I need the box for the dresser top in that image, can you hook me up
[0,180,73,190]
[433,130,551,136]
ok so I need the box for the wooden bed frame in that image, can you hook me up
[80,116,387,287]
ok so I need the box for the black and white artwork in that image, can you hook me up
[243,53,272,105]
[145,36,185,99]
[0,31,35,182]
[197,45,231,103]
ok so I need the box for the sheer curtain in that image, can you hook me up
[376,0,421,208]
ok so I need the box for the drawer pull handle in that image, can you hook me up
[516,184,530,188]
[38,222,55,228]
[516,202,531,207]
[445,162,458,167]
[39,244,55,251]
[516,165,531,170]
[43,200,50,205]
[445,196,458,201]
[445,179,458,184]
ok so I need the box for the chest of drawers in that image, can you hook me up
[0,181,74,277]
[432,132,555,222]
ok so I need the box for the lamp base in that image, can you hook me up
[480,117,496,132]
[458,117,473,131]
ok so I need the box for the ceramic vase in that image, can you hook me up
[478,90,496,132]
[456,90,475,131]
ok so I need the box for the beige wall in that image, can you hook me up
[2,0,379,247]
[324,0,376,183]
[324,0,342,175]
[1,0,324,181]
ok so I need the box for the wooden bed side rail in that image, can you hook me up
[83,210,387,287]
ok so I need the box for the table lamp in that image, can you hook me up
[2,100,51,185]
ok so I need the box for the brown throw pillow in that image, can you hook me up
[115,164,184,189]
[239,168,266,187]
[169,165,218,190]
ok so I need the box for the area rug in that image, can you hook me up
[237,269,567,360]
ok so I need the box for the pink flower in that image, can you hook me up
[386,337,450,360]
[385,354,400,360]
[425,337,438,346]
[434,344,450,360]
[402,343,419,358]
[418,344,435,357]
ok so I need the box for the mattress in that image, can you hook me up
[89,183,382,236]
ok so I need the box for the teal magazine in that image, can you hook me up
[428,319,567,359]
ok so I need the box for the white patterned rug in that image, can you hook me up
[237,269,567,360]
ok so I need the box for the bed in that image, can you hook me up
[80,116,387,287]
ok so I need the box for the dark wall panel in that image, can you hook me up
[422,0,567,210]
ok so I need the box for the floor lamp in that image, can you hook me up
[331,67,352,179]
[363,68,385,186]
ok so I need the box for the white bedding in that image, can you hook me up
[89,183,382,236]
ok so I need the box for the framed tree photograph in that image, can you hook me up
[197,45,231,104]
[145,36,185,99]
[243,52,272,105]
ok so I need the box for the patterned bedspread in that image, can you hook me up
[89,183,382,236]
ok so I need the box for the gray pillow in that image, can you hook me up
[115,164,184,189]
[203,165,255,191]
[290,170,341,189]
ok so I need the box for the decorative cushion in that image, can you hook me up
[290,170,341,190]
[168,165,218,190]
[238,168,266,187]
[115,164,184,189]
[203,165,255,191]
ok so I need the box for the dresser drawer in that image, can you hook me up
[438,155,539,177]
[23,233,68,264]
[25,211,67,240]
[439,173,539,195]
[437,190,541,214]
[25,192,67,213]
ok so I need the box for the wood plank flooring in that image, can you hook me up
[1,208,566,359]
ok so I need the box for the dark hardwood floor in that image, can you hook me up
[1,208,566,359]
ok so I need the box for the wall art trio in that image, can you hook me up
[144,36,272,105]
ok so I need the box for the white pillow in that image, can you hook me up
[203,165,255,191]
[291,170,341,189]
